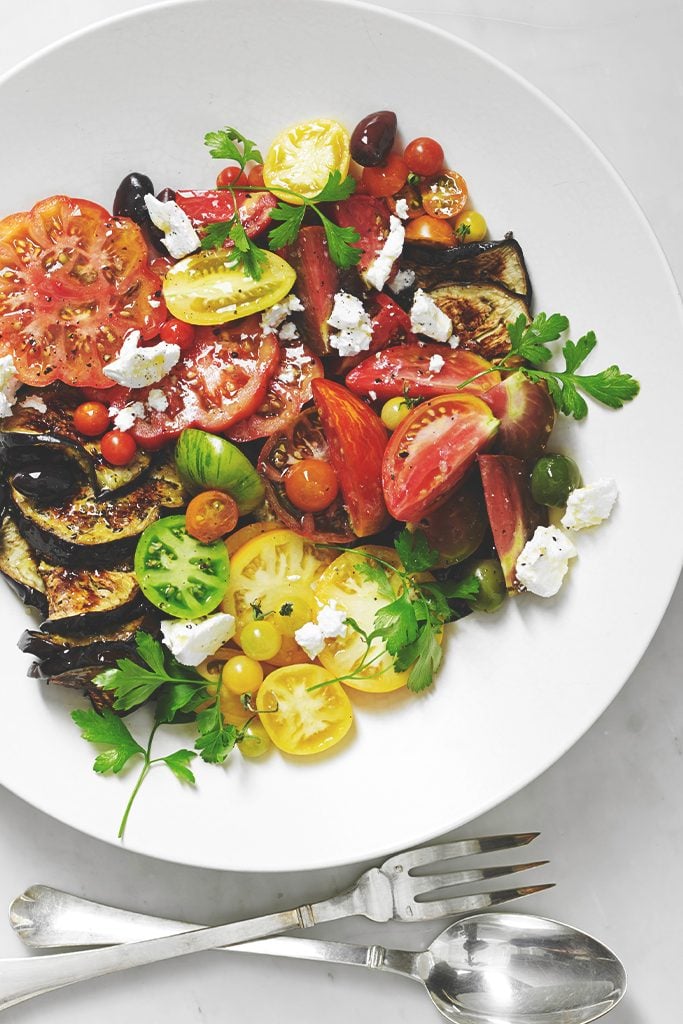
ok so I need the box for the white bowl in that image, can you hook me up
[0,0,681,871]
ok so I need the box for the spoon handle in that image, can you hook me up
[10,886,419,977]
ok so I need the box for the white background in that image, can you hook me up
[0,1,681,1021]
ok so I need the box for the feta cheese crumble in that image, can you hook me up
[260,294,304,336]
[394,197,410,220]
[144,194,200,260]
[0,355,20,418]
[561,479,618,530]
[146,388,169,413]
[515,526,577,598]
[389,268,416,294]
[295,600,348,660]
[160,612,236,667]
[19,394,47,414]
[327,291,373,357]
[279,345,312,384]
[278,321,300,343]
[428,353,445,374]
[103,330,180,388]
[410,289,453,344]
[112,401,146,432]
[364,215,405,291]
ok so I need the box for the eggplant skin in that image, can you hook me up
[403,237,532,301]
[0,518,48,616]
[427,282,530,360]
[38,563,147,636]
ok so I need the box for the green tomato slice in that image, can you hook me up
[163,249,296,326]
[134,515,230,618]
[175,428,264,514]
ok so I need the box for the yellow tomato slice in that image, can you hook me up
[163,249,296,326]
[256,664,353,755]
[222,528,335,666]
[313,546,437,693]
[225,521,279,557]
[263,119,351,203]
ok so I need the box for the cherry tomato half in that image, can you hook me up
[216,166,246,188]
[158,318,197,351]
[73,401,110,438]
[403,136,444,177]
[421,170,469,219]
[186,490,239,543]
[100,430,138,467]
[405,215,455,246]
[284,458,340,512]
[361,153,409,198]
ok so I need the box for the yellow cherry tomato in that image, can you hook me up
[239,719,272,758]
[240,619,282,661]
[256,664,353,755]
[222,528,334,665]
[453,210,487,242]
[263,119,351,203]
[221,655,264,695]
[381,396,411,431]
[313,546,442,693]
[163,249,296,326]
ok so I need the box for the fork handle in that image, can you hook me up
[0,888,359,1012]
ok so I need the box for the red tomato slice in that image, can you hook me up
[331,195,389,280]
[312,378,389,537]
[346,344,501,401]
[282,226,339,355]
[382,394,500,521]
[105,316,280,448]
[175,189,277,236]
[227,343,323,442]
[258,407,355,543]
[0,196,164,387]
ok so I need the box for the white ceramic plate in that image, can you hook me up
[0,0,681,872]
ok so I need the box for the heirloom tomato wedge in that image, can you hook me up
[346,344,501,401]
[0,195,164,387]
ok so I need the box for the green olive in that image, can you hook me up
[530,454,581,507]
[468,558,506,613]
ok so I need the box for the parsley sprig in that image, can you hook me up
[457,311,640,420]
[204,126,263,169]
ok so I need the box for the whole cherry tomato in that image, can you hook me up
[100,430,138,466]
[403,137,444,176]
[361,153,409,198]
[73,401,110,438]
[216,166,246,188]
[247,164,265,187]
[158,318,196,351]
[284,458,340,512]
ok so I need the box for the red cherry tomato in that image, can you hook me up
[100,430,138,466]
[72,401,110,438]
[247,164,265,187]
[404,214,455,246]
[158,318,196,351]
[284,459,340,512]
[216,166,246,188]
[361,154,409,198]
[186,490,239,542]
[403,137,444,176]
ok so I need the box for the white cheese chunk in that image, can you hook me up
[103,331,180,388]
[410,289,453,343]
[146,388,169,413]
[561,478,618,530]
[316,600,348,640]
[394,197,410,220]
[19,394,47,414]
[278,321,300,342]
[294,621,326,660]
[144,194,201,260]
[515,526,577,598]
[260,294,304,335]
[327,291,373,357]
[428,353,445,373]
[363,215,405,291]
[160,612,236,667]
[389,268,416,294]
[112,402,146,432]
[0,355,20,418]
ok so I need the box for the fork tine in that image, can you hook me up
[406,883,556,921]
[409,860,549,898]
[382,832,540,873]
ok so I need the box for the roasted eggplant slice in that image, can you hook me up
[19,616,149,658]
[11,456,186,568]
[38,563,146,635]
[0,518,48,615]
[427,282,530,360]
[403,237,532,300]
[0,387,153,498]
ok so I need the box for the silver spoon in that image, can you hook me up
[10,887,625,1024]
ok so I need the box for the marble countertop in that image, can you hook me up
[0,2,680,1021]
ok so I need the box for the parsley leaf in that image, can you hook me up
[394,529,441,573]
[267,203,306,250]
[200,215,268,280]
[373,591,419,655]
[71,708,144,774]
[200,221,234,251]
[355,559,396,602]
[266,172,360,269]
[204,126,263,168]
[162,749,197,785]
[311,169,357,204]
[507,312,569,363]
[195,704,239,764]
[435,575,481,602]
[396,626,443,693]
[319,214,362,269]
[95,634,204,713]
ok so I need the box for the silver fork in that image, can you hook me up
[0,832,550,1011]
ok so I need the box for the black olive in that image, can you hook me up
[113,172,166,254]
[350,111,397,167]
[156,187,176,203]
[12,463,81,505]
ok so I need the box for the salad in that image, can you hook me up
[0,111,638,835]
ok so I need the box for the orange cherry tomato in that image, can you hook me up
[421,170,469,219]
[404,215,456,246]
[284,458,340,512]
[216,166,246,188]
[186,490,240,543]
[73,401,110,438]
[100,430,138,466]
[403,136,444,177]
[361,153,409,198]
